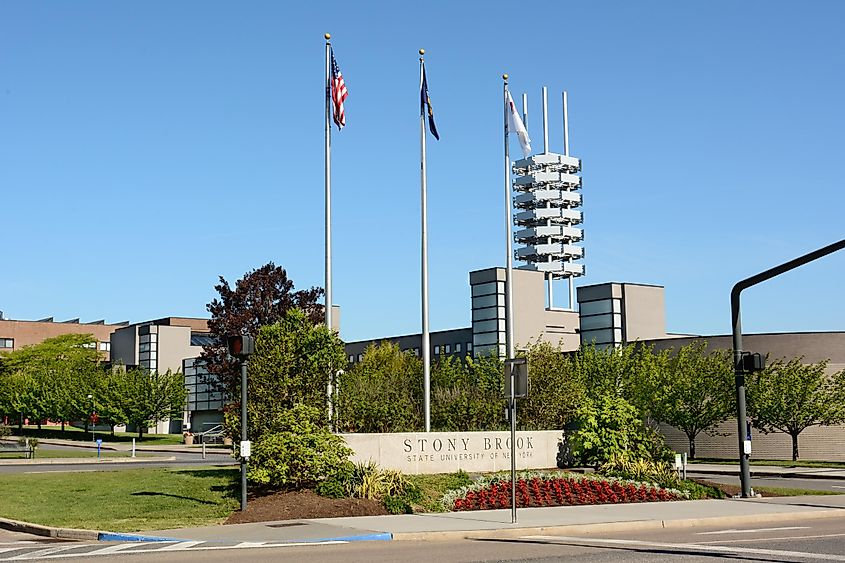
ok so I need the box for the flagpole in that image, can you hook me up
[503,74,517,525]
[420,50,431,433]
[324,34,333,332]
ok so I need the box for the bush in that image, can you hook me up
[383,495,414,514]
[247,404,352,489]
[599,453,680,487]
[0,426,10,440]
[316,460,356,498]
[569,395,671,467]
[315,479,347,499]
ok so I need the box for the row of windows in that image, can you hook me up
[80,341,110,351]
[0,338,13,349]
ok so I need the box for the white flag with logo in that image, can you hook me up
[506,91,531,158]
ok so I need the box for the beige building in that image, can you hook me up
[109,317,219,434]
[0,316,127,359]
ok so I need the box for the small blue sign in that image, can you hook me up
[96,439,103,445]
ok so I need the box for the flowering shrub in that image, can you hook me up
[441,471,684,511]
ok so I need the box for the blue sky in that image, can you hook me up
[1,1,843,342]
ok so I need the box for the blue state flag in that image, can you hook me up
[420,64,440,140]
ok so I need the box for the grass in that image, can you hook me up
[757,486,842,496]
[0,467,239,532]
[10,425,184,445]
[691,457,845,470]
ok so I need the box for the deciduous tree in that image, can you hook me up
[636,342,734,459]
[202,263,324,395]
[748,358,845,461]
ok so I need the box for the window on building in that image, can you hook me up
[82,342,96,349]
[0,338,12,349]
[466,342,473,353]
[190,333,216,347]
[414,347,420,356]
[357,354,363,362]
[348,354,354,363]
[444,344,451,354]
[456,343,462,353]
[434,345,440,355]
[99,342,110,352]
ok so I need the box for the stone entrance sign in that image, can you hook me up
[339,430,563,474]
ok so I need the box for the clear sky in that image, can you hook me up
[1,1,843,342]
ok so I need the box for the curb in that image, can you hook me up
[389,508,845,542]
[0,517,99,541]
[97,532,181,542]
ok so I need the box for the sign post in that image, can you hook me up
[504,357,528,523]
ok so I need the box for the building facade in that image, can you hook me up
[0,316,127,360]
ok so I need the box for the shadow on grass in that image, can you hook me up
[130,491,218,505]
[171,468,241,500]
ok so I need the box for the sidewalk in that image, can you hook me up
[1,437,231,455]
[688,462,845,480]
[146,494,845,544]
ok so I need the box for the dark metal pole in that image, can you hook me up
[240,359,248,512]
[731,238,845,497]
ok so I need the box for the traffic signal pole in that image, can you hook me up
[240,358,248,512]
[731,239,845,497]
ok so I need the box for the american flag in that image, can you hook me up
[330,48,348,130]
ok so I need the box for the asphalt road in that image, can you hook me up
[5,513,845,562]
[693,472,845,493]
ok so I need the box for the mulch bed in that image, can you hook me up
[225,490,388,524]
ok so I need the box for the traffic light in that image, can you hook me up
[739,351,765,374]
[227,334,255,358]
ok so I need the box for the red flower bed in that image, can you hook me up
[451,476,681,511]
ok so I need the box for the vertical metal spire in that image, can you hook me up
[562,90,575,310]
[420,50,431,433]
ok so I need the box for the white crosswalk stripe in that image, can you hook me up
[0,539,350,560]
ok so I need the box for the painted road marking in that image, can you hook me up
[5,544,86,560]
[699,532,845,545]
[697,526,810,535]
[0,539,350,560]
[521,535,845,561]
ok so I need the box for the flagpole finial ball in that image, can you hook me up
[325,33,331,40]
[503,74,509,80]
[419,49,425,55]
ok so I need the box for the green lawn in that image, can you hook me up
[0,467,239,532]
[10,426,184,445]
[756,486,842,497]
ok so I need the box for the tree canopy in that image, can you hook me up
[202,262,324,393]
[748,357,845,461]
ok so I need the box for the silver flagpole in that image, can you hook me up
[324,34,333,331]
[420,50,431,433]
[324,34,334,427]
[503,74,517,525]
